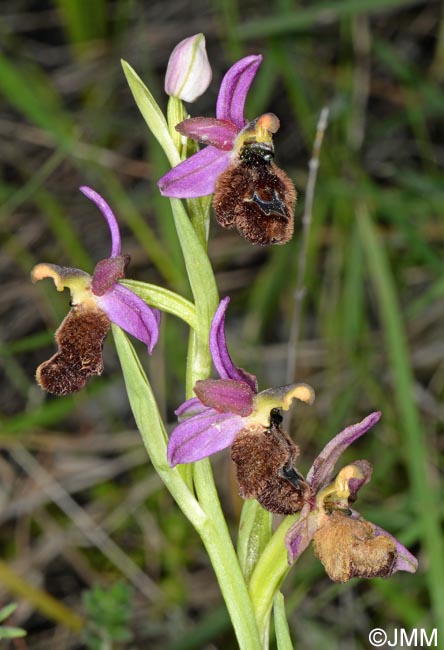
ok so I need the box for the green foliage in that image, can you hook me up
[0,604,26,640]
[1,0,443,647]
[82,583,133,650]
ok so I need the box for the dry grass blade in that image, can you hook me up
[286,107,329,384]
[10,445,162,602]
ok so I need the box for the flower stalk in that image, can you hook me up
[123,50,263,647]
[31,36,418,649]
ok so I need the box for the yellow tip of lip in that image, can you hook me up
[256,113,280,134]
[282,383,316,409]
[31,263,94,305]
[31,263,66,290]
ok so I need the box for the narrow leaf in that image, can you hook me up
[121,60,180,168]
[273,592,294,650]
[0,627,27,639]
[111,325,205,524]
[121,280,197,330]
[358,206,444,624]
[237,500,272,583]
[0,604,17,622]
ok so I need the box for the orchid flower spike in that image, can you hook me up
[285,412,418,582]
[158,56,296,245]
[32,187,160,395]
[167,297,314,513]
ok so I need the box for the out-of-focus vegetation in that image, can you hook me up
[0,0,443,648]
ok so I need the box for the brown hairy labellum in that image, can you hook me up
[36,304,111,396]
[213,142,296,245]
[313,511,397,583]
[231,409,309,514]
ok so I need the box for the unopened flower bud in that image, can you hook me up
[165,34,212,102]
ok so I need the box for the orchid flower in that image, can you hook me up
[158,56,296,245]
[32,186,160,395]
[164,33,212,102]
[285,412,418,582]
[167,297,314,512]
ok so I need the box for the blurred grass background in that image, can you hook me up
[0,0,443,648]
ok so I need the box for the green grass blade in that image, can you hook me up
[236,0,426,40]
[54,0,107,45]
[0,55,75,151]
[98,172,185,288]
[34,190,92,270]
[358,205,444,626]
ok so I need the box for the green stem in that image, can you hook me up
[114,325,261,648]
[194,461,262,649]
[123,61,261,645]
[170,187,261,646]
[168,197,218,385]
[167,96,187,151]
[166,96,212,247]
[249,516,297,641]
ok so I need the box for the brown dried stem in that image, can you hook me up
[286,107,329,385]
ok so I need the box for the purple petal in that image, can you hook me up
[167,409,244,466]
[210,298,258,392]
[285,504,319,565]
[175,397,207,420]
[97,283,160,354]
[92,255,129,296]
[176,117,238,150]
[80,186,121,257]
[307,412,382,492]
[346,460,373,502]
[194,378,254,416]
[158,146,231,198]
[373,526,418,574]
[216,55,263,128]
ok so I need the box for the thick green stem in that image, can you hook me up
[171,187,261,646]
[113,327,260,649]
[123,62,262,645]
[194,461,262,649]
[249,516,297,641]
